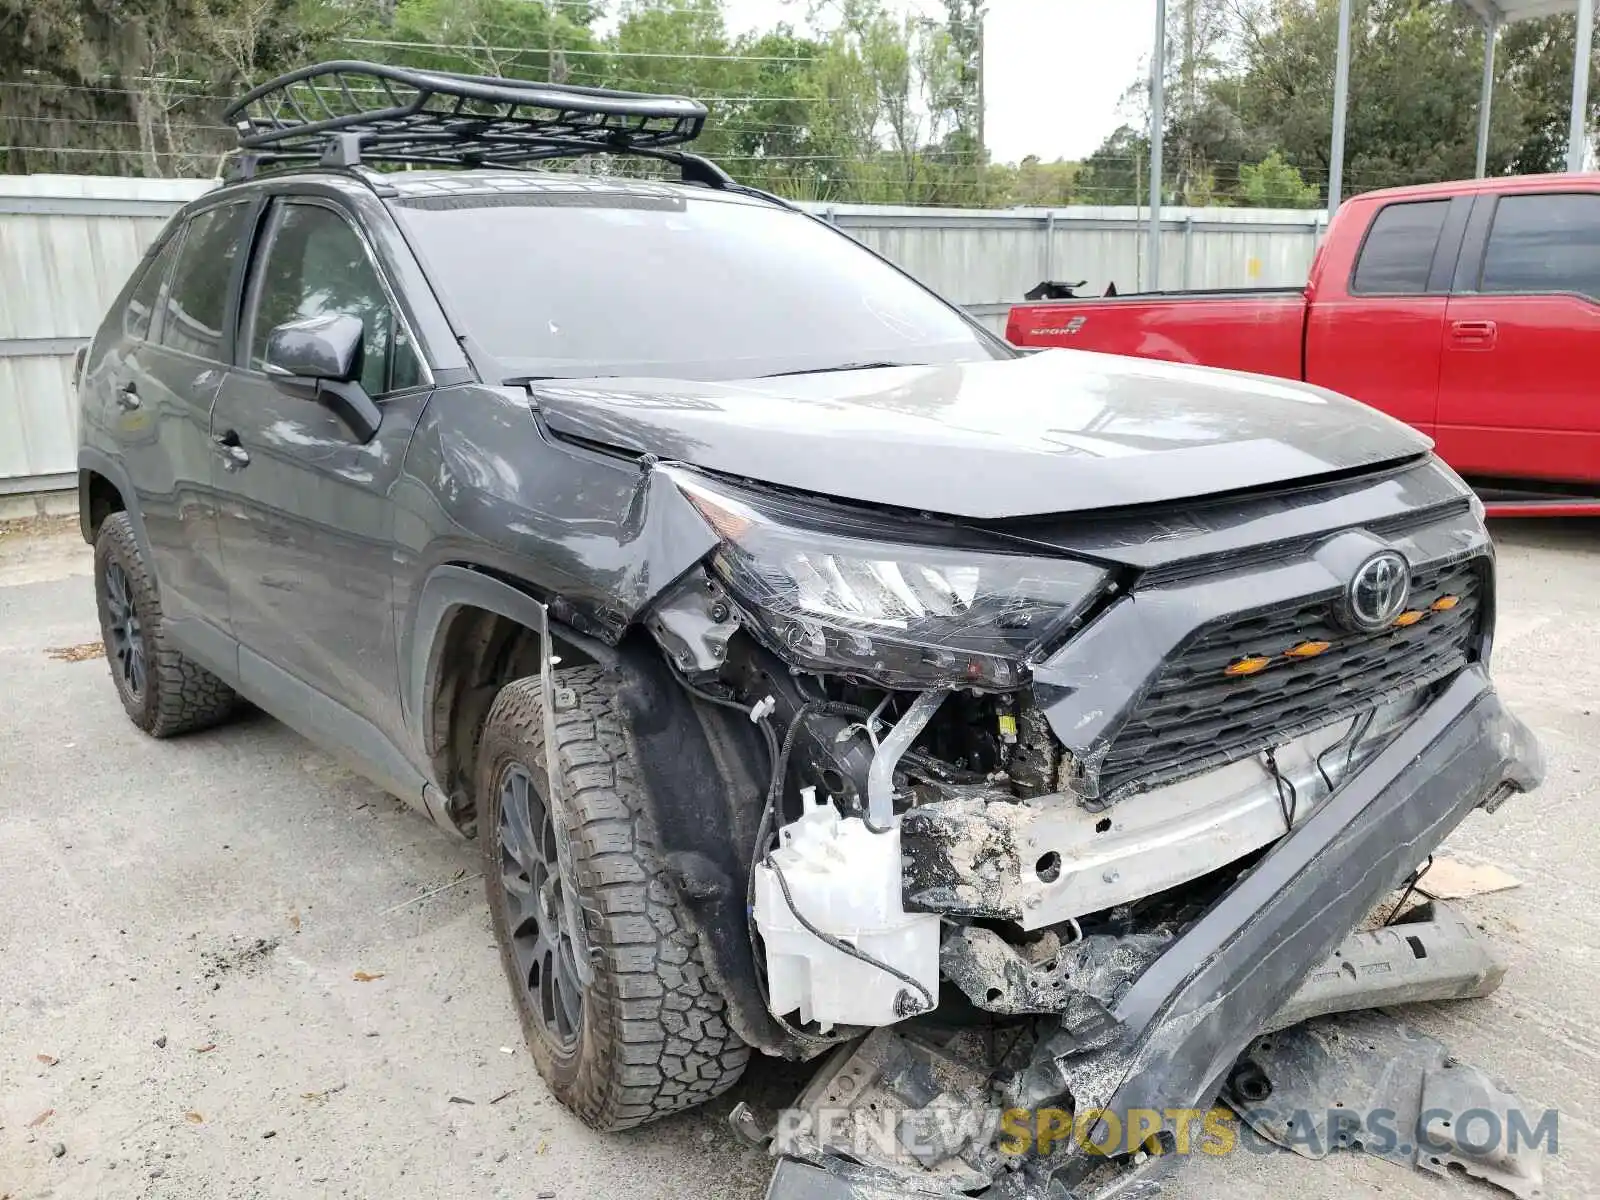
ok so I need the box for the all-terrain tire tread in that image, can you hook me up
[478,667,749,1131]
[94,512,237,737]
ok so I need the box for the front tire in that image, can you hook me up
[476,668,750,1131]
[93,512,237,737]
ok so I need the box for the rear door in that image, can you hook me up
[103,199,256,647]
[1304,196,1469,436]
[1436,190,1600,486]
[209,194,431,742]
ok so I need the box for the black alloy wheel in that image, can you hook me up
[494,761,585,1052]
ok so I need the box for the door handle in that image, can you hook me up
[114,381,141,411]
[213,430,251,470]
[1449,319,1497,347]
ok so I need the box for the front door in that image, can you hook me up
[1436,190,1600,487]
[210,196,431,743]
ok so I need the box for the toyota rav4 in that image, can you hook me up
[74,64,1542,1197]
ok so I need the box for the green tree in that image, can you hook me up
[1236,149,1319,205]
[1078,125,1151,206]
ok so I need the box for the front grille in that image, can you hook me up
[1097,555,1485,799]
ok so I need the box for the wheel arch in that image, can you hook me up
[410,564,612,837]
[77,449,149,555]
[408,563,800,1056]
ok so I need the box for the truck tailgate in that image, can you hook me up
[1007,288,1308,380]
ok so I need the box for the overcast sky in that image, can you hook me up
[719,0,1157,163]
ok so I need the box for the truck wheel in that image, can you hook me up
[476,668,750,1130]
[93,513,237,737]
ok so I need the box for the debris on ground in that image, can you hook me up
[153,1036,167,1049]
[352,970,385,982]
[199,935,280,980]
[1419,855,1523,900]
[378,869,479,915]
[50,1142,65,1158]
[44,642,103,662]
[27,1110,53,1128]
[1224,1011,1547,1198]
[35,1053,58,1066]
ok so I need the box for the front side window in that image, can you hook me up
[1480,193,1600,301]
[158,202,252,360]
[124,232,183,341]
[1350,200,1449,295]
[393,190,1005,381]
[249,203,420,396]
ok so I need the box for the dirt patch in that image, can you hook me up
[200,935,282,980]
[46,642,105,662]
[0,514,78,542]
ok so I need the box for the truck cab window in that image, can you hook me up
[249,203,419,397]
[1350,200,1448,295]
[1480,193,1600,302]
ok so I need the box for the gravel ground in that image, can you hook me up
[2,518,1597,1200]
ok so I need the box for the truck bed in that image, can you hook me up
[1006,287,1308,380]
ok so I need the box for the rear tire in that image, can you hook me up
[93,512,237,737]
[476,667,750,1131]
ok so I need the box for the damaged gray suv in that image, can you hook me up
[75,64,1542,1197]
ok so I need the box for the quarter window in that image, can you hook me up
[248,203,420,396]
[1480,193,1600,301]
[1350,200,1449,295]
[158,202,252,360]
[124,233,183,341]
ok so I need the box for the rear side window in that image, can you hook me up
[1480,193,1600,301]
[159,202,252,361]
[124,233,182,341]
[1351,200,1449,295]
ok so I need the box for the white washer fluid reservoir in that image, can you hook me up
[752,788,940,1031]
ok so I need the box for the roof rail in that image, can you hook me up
[220,61,733,187]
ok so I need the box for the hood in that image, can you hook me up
[531,349,1431,521]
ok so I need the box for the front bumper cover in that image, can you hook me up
[772,666,1543,1198]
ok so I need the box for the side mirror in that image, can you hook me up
[263,313,382,443]
[264,312,363,382]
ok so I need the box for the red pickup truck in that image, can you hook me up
[1007,174,1600,516]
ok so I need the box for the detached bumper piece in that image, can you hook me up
[768,668,1543,1200]
[1224,1011,1547,1198]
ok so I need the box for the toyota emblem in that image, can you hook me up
[1346,551,1410,630]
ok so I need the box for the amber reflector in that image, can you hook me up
[1285,640,1331,658]
[1224,655,1272,676]
[1431,595,1460,611]
[1393,610,1426,627]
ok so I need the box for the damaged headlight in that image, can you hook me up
[674,474,1108,689]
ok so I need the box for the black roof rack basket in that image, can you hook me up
[222,61,729,184]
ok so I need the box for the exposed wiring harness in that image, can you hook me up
[1315,709,1378,792]
[1263,747,1298,833]
[666,661,940,1033]
[1385,854,1435,926]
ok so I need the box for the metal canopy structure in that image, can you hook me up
[1145,0,1596,283]
[1457,0,1594,178]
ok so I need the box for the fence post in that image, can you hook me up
[1043,211,1056,284]
[1181,216,1194,290]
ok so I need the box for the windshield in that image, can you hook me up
[393,189,1007,381]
